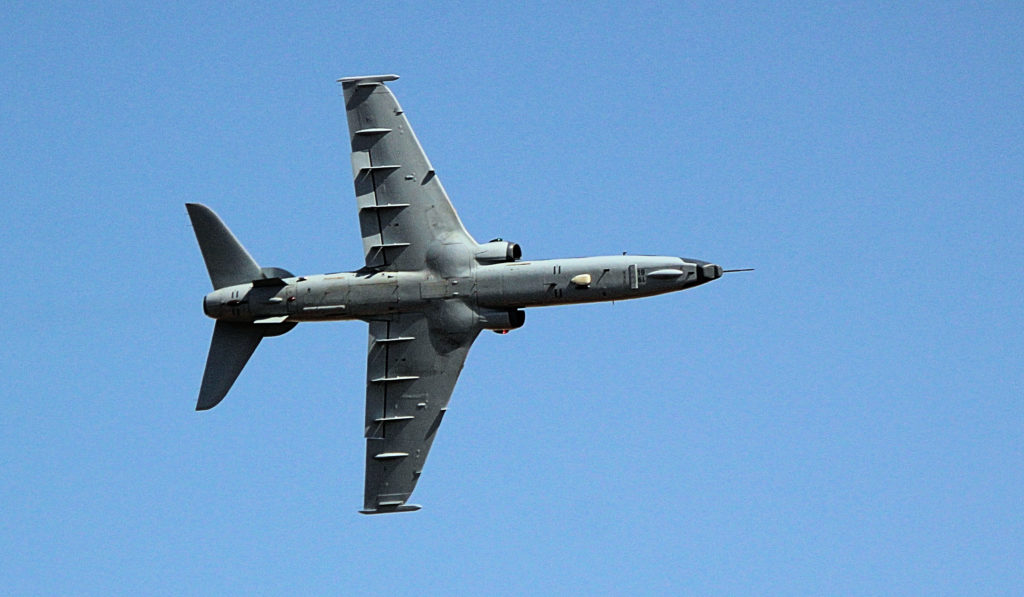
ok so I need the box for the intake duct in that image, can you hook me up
[475,240,522,264]
[477,308,526,332]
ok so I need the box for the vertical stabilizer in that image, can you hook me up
[186,203,262,289]
[196,321,265,410]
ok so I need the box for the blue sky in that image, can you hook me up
[2,2,1022,595]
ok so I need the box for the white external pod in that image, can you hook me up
[570,273,592,287]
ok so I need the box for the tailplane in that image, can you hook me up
[196,322,265,410]
[195,317,297,411]
[187,203,296,410]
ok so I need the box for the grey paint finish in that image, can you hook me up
[187,75,724,514]
[186,203,261,290]
[343,75,475,270]
[363,314,479,513]
[196,321,264,411]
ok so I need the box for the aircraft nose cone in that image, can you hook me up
[698,263,722,282]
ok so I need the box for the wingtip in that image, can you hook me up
[337,74,399,85]
[358,504,422,515]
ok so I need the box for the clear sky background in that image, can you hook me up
[2,3,1022,595]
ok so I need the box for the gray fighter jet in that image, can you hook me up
[188,74,733,514]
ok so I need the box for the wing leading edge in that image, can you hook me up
[361,313,481,514]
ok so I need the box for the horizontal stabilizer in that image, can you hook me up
[196,321,265,410]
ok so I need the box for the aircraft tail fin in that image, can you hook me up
[196,321,277,410]
[187,203,297,410]
[186,203,262,290]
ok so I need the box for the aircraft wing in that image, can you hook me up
[361,312,480,514]
[340,75,476,271]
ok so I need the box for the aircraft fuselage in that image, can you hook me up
[203,255,722,326]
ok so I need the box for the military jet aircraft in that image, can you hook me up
[188,74,734,514]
